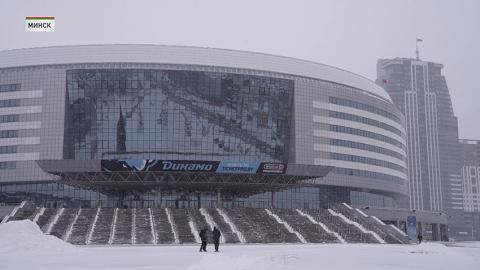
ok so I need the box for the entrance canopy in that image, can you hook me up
[36,159,333,193]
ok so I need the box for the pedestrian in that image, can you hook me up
[199,227,208,252]
[212,226,221,252]
[417,234,423,244]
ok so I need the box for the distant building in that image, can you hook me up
[459,139,480,212]
[376,57,465,238]
[459,139,480,240]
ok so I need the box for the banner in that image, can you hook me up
[101,160,287,175]
[258,163,287,174]
[216,161,260,174]
[406,215,417,240]
[101,160,219,172]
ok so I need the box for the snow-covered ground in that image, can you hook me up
[0,220,479,270]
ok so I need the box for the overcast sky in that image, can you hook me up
[0,0,479,139]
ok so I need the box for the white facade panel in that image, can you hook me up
[0,90,43,101]
[0,106,42,116]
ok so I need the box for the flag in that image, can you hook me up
[416,38,423,42]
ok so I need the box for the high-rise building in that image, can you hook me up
[376,57,466,238]
[377,57,461,212]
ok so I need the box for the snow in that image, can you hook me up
[165,208,180,244]
[148,208,157,244]
[356,208,369,218]
[46,208,64,234]
[189,220,201,243]
[296,209,346,244]
[328,208,386,244]
[87,208,100,245]
[33,207,45,224]
[0,220,73,254]
[390,224,408,237]
[371,216,386,226]
[1,220,479,270]
[265,209,307,243]
[216,208,246,243]
[199,208,225,243]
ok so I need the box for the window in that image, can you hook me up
[0,161,16,170]
[0,115,19,123]
[0,84,21,93]
[0,130,18,138]
[0,99,20,108]
[0,146,17,154]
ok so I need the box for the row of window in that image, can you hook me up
[0,130,18,138]
[329,96,401,124]
[330,138,405,160]
[328,110,403,137]
[0,145,17,154]
[329,124,404,149]
[330,152,405,172]
[0,84,20,93]
[0,115,19,123]
[68,69,294,162]
[333,167,405,185]
[0,99,20,108]
[0,161,16,170]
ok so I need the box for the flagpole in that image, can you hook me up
[415,38,423,60]
[416,39,419,60]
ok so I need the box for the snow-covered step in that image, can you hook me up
[165,208,179,244]
[188,219,201,243]
[132,209,137,245]
[64,208,81,242]
[108,208,118,245]
[199,208,225,243]
[371,216,386,226]
[216,208,245,243]
[355,208,369,218]
[265,209,307,243]
[46,208,65,235]
[148,208,157,244]
[328,209,386,244]
[32,207,45,224]
[86,208,101,245]
[389,224,408,237]
[296,209,346,244]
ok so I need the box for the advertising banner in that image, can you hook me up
[101,160,288,175]
[406,215,417,240]
[258,162,287,174]
[101,160,219,172]
[216,161,260,174]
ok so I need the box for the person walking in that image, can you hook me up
[199,227,208,252]
[417,233,423,244]
[212,226,221,252]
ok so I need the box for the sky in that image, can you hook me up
[0,0,479,139]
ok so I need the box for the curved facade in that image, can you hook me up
[0,45,407,208]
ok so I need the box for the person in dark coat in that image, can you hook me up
[417,234,423,244]
[199,227,208,252]
[212,226,221,252]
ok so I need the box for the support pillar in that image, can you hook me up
[96,186,101,207]
[271,189,276,209]
[216,188,221,208]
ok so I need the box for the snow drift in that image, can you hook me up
[0,220,73,253]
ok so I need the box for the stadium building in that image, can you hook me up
[0,45,450,243]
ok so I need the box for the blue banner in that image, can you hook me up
[406,215,417,240]
[216,161,260,174]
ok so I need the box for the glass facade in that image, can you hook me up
[1,182,391,209]
[66,69,294,162]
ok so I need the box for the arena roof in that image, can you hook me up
[0,44,391,101]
